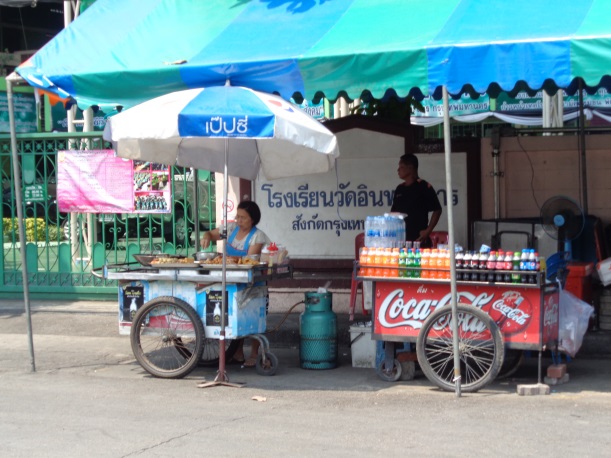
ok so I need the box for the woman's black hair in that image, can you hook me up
[238,200,261,225]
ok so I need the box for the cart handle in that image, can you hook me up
[91,262,140,279]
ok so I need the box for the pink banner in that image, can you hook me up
[57,150,134,213]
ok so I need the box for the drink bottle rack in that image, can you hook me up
[354,262,545,288]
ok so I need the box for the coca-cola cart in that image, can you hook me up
[94,258,291,379]
[355,265,559,392]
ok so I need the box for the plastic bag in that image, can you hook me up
[558,288,594,357]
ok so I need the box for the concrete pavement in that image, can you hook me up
[1,296,611,457]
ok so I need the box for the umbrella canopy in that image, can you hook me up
[16,0,611,109]
[102,86,339,180]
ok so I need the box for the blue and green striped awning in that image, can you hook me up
[16,0,611,109]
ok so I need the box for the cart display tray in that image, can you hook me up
[198,262,266,270]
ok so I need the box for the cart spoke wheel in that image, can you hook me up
[416,305,504,392]
[376,358,402,382]
[130,296,204,379]
[199,339,240,367]
[256,351,279,376]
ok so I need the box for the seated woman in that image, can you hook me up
[200,200,270,368]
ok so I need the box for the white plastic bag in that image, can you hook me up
[558,288,594,357]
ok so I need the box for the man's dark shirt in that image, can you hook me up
[391,178,442,241]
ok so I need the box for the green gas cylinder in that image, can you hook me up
[300,291,338,369]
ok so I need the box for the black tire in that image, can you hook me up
[416,305,504,392]
[199,338,240,367]
[497,349,524,379]
[255,351,279,376]
[376,358,402,382]
[130,296,204,379]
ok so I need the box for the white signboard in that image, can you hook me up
[255,153,467,259]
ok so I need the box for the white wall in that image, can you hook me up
[252,129,468,258]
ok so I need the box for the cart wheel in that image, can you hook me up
[130,296,204,379]
[416,305,504,392]
[199,339,240,367]
[497,349,524,379]
[255,352,279,376]
[376,358,402,382]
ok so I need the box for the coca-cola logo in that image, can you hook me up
[543,297,559,328]
[488,290,532,334]
[378,289,494,329]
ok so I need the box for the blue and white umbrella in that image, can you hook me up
[103,86,339,181]
[103,85,339,385]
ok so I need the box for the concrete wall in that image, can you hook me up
[480,134,611,225]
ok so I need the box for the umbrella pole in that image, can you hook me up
[199,138,243,389]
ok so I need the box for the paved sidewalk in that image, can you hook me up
[1,292,609,358]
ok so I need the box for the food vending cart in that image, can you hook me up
[355,263,560,392]
[94,254,291,379]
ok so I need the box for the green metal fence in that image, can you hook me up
[1,132,216,300]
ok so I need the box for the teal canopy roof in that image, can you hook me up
[16,0,611,109]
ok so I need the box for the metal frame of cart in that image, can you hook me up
[93,262,292,379]
[355,264,560,392]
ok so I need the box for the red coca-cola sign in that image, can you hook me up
[373,281,557,346]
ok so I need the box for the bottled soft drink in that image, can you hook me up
[407,248,415,278]
[443,249,451,279]
[520,249,528,271]
[463,251,472,276]
[495,249,504,282]
[455,251,464,280]
[359,247,369,276]
[528,249,536,271]
[427,249,436,278]
[391,248,400,277]
[475,251,484,281]
[511,251,521,283]
[486,251,496,270]
[414,249,422,278]
[421,248,430,279]
[399,248,407,277]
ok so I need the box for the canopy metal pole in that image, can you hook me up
[442,86,460,397]
[6,74,36,372]
[192,168,200,251]
[578,80,589,214]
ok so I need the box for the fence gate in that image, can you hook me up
[1,132,215,300]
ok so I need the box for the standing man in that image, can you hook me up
[391,153,442,248]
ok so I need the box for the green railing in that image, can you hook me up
[1,132,216,300]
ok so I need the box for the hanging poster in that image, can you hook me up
[0,92,37,133]
[57,149,134,213]
[133,161,171,213]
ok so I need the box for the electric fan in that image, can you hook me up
[540,195,585,256]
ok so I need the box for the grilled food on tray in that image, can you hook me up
[150,257,194,265]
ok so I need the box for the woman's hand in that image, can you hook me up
[201,231,211,249]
